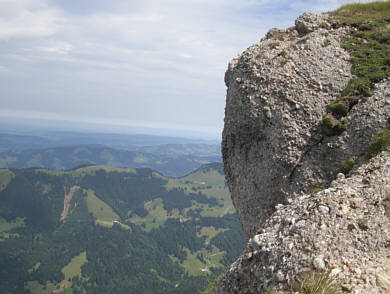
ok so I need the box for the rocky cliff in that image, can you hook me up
[215,5,390,294]
[214,149,389,293]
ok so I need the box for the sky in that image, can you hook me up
[0,0,369,139]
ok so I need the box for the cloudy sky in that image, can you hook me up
[0,0,364,139]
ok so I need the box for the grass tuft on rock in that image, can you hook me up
[326,101,349,117]
[292,270,339,294]
[308,187,325,194]
[367,128,390,159]
[334,156,357,176]
[321,115,348,136]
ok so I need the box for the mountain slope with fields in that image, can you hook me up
[0,163,244,294]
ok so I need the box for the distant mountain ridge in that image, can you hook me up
[0,132,220,151]
[0,143,221,177]
[139,143,220,157]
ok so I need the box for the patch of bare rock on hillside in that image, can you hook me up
[212,149,390,294]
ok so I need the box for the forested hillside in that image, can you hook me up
[0,163,244,294]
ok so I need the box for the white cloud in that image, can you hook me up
[0,0,62,40]
[41,42,73,54]
[289,0,374,13]
[178,53,193,59]
[0,0,368,138]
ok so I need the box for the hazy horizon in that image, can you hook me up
[0,0,372,141]
[0,113,222,141]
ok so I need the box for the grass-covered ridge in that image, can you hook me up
[323,1,390,136]
[334,1,390,96]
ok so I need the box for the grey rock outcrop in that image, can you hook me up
[295,12,329,35]
[222,12,390,239]
[212,149,390,293]
[215,11,390,294]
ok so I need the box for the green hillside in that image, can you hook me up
[0,163,244,294]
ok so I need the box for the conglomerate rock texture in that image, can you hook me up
[213,149,390,293]
[215,11,390,294]
[222,12,390,239]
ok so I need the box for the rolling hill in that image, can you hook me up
[0,163,244,294]
[0,144,221,177]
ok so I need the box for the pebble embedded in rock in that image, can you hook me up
[313,255,326,270]
[318,205,330,214]
[337,173,346,180]
[275,270,285,282]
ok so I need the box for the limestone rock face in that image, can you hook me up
[212,149,390,293]
[217,11,390,294]
[222,12,390,239]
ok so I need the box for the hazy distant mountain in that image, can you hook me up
[138,143,221,157]
[0,133,52,151]
[0,163,244,294]
[0,132,220,152]
[0,144,221,177]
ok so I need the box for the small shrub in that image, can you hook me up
[367,128,390,159]
[326,101,349,117]
[384,194,390,217]
[308,187,324,194]
[271,30,286,41]
[334,156,357,176]
[287,26,296,32]
[297,37,309,44]
[322,39,331,47]
[357,218,369,231]
[279,50,287,58]
[292,270,339,294]
[321,115,348,136]
[269,42,279,49]
[280,59,288,67]
[320,22,330,29]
